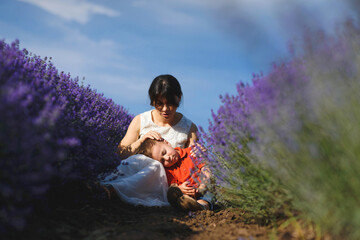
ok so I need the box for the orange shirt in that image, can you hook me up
[165,147,204,188]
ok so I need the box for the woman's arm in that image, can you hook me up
[117,114,163,159]
[185,123,198,147]
[117,115,141,159]
[195,166,212,197]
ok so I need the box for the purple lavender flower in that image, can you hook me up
[200,19,360,238]
[0,39,133,232]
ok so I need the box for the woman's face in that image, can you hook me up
[154,96,178,121]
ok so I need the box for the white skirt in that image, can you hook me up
[100,154,170,207]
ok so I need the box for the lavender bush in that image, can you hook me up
[0,40,132,232]
[249,21,360,239]
[199,83,290,223]
[202,20,360,238]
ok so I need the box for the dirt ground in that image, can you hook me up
[5,196,325,240]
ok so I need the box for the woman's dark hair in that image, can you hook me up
[148,74,183,107]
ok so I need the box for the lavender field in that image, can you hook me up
[0,40,132,232]
[2,19,360,239]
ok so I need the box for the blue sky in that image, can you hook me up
[0,0,355,129]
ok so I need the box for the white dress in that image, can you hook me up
[139,110,192,148]
[100,110,193,206]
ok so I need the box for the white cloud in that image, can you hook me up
[91,74,149,99]
[25,36,150,112]
[18,0,120,24]
[131,0,202,27]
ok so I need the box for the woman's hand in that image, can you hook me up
[140,130,163,142]
[178,181,196,198]
[190,143,206,158]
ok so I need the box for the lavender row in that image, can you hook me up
[0,40,133,232]
[201,20,360,238]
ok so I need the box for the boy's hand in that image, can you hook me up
[178,181,196,198]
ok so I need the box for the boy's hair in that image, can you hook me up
[136,138,160,158]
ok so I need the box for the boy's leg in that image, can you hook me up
[197,191,215,210]
[196,199,210,210]
[167,185,183,209]
[177,195,205,211]
[167,185,206,211]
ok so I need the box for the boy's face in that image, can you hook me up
[151,141,180,167]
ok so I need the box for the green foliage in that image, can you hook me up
[204,20,360,238]
[247,21,360,239]
[209,142,291,224]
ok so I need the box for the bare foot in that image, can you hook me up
[86,181,113,199]
[101,185,112,199]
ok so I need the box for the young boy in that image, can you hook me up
[137,139,212,211]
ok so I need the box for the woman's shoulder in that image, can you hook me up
[139,110,153,125]
[138,110,152,118]
[131,111,151,125]
[139,110,158,135]
[131,113,142,122]
[175,113,198,147]
[177,112,195,128]
[127,114,141,130]
[128,111,150,129]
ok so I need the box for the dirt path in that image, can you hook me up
[6,198,319,240]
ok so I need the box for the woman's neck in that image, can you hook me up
[152,110,181,127]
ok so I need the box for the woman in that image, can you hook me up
[101,74,198,206]
[118,74,198,158]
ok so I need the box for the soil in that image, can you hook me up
[5,197,325,240]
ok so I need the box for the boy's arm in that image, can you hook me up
[171,182,197,198]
